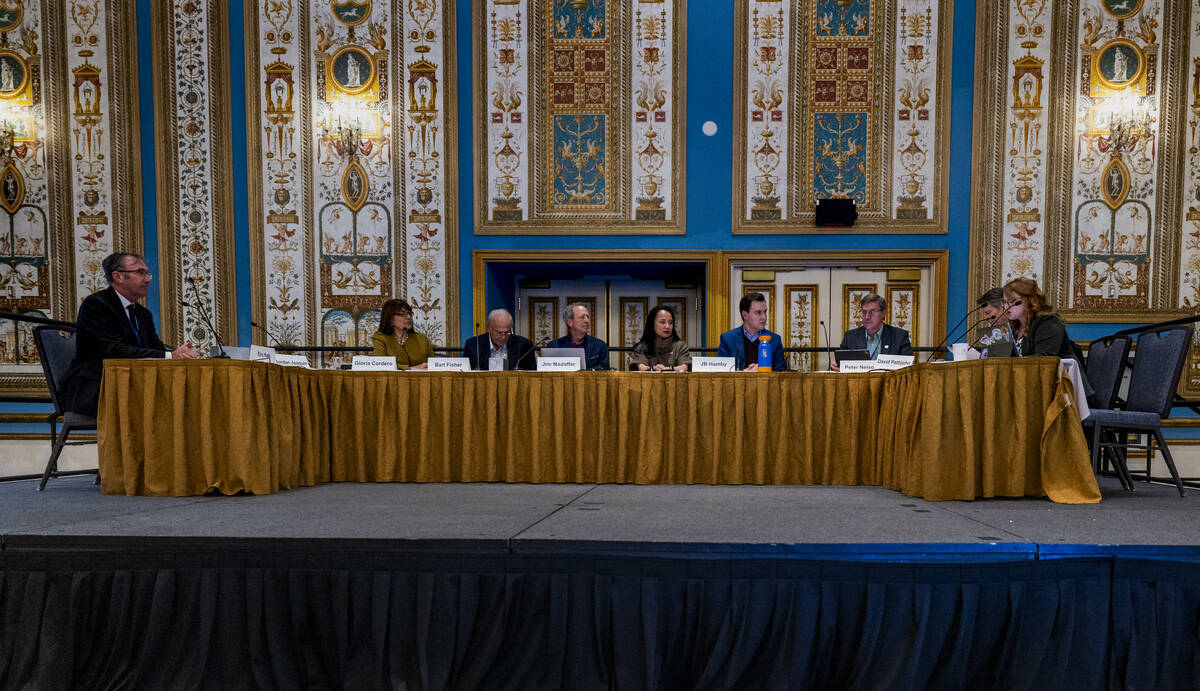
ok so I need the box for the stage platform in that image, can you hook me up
[3,474,1197,563]
[5,475,1200,689]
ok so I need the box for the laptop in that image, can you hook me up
[975,326,1015,358]
[834,349,871,364]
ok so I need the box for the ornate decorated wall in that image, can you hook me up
[733,0,953,233]
[151,0,236,354]
[0,0,141,395]
[474,0,685,234]
[246,0,458,361]
[970,0,1199,388]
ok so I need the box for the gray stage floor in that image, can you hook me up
[3,475,1199,562]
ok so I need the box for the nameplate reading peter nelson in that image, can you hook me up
[427,357,470,372]
[351,356,397,371]
[273,354,311,369]
[839,360,878,374]
[537,357,582,372]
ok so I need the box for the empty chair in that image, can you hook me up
[1085,325,1192,496]
[1084,334,1131,410]
[33,325,98,490]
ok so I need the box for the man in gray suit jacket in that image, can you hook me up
[834,293,912,370]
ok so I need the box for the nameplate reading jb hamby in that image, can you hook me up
[537,357,582,372]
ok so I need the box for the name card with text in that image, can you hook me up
[537,357,582,372]
[839,360,878,373]
[428,357,470,372]
[352,356,397,371]
[692,357,736,372]
[249,345,275,363]
[874,354,915,370]
[273,354,311,369]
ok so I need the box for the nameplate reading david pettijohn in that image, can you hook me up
[537,357,582,372]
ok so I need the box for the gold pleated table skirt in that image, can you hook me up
[97,357,1100,503]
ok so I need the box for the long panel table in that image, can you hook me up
[96,357,1100,503]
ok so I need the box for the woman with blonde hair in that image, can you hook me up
[1001,278,1077,360]
[371,298,433,369]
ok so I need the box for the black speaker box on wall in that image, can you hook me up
[814,198,858,227]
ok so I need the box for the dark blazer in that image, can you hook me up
[63,287,169,415]
[463,333,536,370]
[1016,314,1077,359]
[717,327,787,370]
[839,324,913,357]
[545,333,611,370]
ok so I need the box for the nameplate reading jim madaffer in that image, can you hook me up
[537,357,582,372]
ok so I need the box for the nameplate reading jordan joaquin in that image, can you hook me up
[427,357,470,372]
[273,354,312,369]
[537,357,582,372]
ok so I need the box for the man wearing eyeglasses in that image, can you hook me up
[62,252,200,415]
[462,308,535,370]
[832,293,912,371]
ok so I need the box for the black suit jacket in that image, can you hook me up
[462,333,536,370]
[63,287,169,415]
[839,324,913,357]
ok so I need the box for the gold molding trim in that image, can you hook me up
[472,250,722,344]
[472,0,687,235]
[731,0,953,235]
[151,0,237,347]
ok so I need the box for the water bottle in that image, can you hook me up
[757,334,772,371]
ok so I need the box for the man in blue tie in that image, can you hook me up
[62,252,199,415]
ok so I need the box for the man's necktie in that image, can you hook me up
[127,304,142,345]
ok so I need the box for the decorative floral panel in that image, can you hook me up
[0,1,139,395]
[528,297,558,345]
[475,0,685,234]
[618,296,647,369]
[247,0,458,361]
[784,283,818,372]
[150,0,236,353]
[886,283,919,345]
[734,0,952,233]
[971,0,1192,324]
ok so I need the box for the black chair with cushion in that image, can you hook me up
[33,325,98,491]
[1085,325,1192,496]
[1084,334,1131,411]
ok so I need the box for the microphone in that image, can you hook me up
[926,303,987,362]
[179,299,230,359]
[957,301,1024,358]
[250,320,283,347]
[475,321,486,370]
[819,319,832,370]
[514,335,537,371]
[183,276,230,358]
[398,334,412,369]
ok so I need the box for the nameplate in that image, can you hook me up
[874,354,915,370]
[537,357,582,371]
[273,354,311,369]
[351,355,397,371]
[692,356,735,372]
[428,357,470,372]
[839,360,879,373]
[249,345,276,363]
[488,356,506,371]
